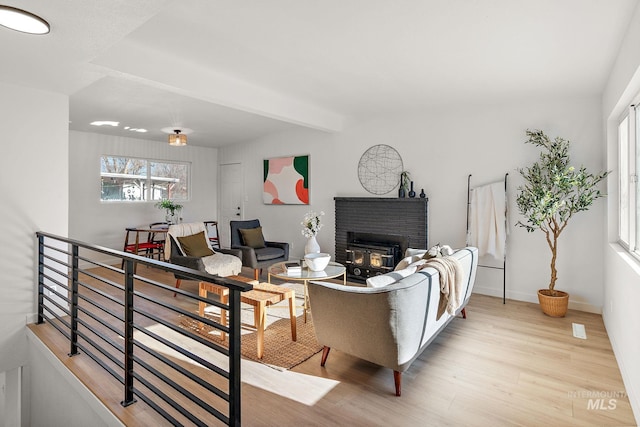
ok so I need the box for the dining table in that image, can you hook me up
[122,225,169,266]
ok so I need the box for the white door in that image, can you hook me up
[219,163,243,247]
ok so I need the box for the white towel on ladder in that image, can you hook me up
[468,181,506,260]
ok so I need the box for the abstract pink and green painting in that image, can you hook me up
[263,155,309,204]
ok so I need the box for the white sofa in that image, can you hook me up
[307,246,478,396]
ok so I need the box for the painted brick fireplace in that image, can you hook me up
[334,197,429,282]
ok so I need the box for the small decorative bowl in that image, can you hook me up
[304,253,331,271]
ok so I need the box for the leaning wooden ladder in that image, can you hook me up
[466,173,508,304]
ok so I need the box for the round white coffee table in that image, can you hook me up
[268,261,346,322]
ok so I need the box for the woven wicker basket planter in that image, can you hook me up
[537,289,569,317]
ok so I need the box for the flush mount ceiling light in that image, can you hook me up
[162,127,192,147]
[0,5,50,34]
[169,129,187,146]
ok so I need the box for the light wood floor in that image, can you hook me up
[30,266,637,426]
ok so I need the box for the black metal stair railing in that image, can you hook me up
[35,231,252,426]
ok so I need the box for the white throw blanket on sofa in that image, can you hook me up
[421,256,464,315]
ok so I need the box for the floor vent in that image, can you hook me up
[572,323,587,339]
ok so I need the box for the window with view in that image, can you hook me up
[618,103,639,256]
[100,156,189,202]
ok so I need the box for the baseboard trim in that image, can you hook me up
[472,287,601,314]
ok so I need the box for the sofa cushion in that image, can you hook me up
[177,231,214,257]
[366,266,417,288]
[239,227,266,249]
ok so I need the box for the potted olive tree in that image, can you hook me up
[516,129,608,317]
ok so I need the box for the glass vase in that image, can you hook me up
[165,210,179,225]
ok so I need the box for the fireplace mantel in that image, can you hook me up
[334,197,428,276]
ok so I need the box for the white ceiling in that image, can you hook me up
[1,0,638,147]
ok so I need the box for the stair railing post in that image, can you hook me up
[69,244,80,356]
[121,258,137,407]
[228,288,242,427]
[37,234,45,324]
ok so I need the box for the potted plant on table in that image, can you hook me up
[155,199,183,225]
[516,129,608,317]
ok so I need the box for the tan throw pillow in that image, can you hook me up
[177,231,214,257]
[239,227,266,249]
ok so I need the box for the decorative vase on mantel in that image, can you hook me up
[408,181,416,198]
[305,235,321,254]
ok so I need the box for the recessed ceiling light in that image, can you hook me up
[0,5,50,35]
[90,121,119,127]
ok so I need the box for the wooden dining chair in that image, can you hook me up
[148,222,169,260]
[204,220,221,249]
[121,227,165,269]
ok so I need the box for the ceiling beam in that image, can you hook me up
[91,38,345,133]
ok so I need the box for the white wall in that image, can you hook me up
[69,131,219,264]
[0,81,69,425]
[27,330,122,427]
[602,2,640,423]
[220,94,606,312]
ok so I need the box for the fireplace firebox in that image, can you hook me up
[345,232,407,282]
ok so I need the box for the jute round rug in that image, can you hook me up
[179,311,323,370]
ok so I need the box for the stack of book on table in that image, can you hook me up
[284,262,302,274]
